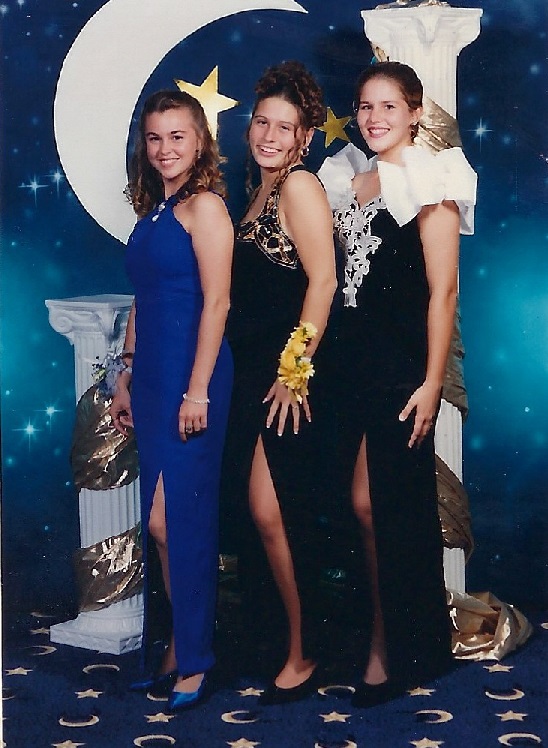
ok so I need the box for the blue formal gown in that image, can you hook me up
[126,194,233,676]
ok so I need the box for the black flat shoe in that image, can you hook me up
[129,669,178,696]
[258,667,320,706]
[351,679,407,708]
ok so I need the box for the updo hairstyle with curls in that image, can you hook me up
[353,61,423,140]
[247,60,326,189]
[126,89,226,218]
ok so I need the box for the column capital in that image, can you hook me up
[45,294,134,345]
[362,6,482,52]
[361,5,482,115]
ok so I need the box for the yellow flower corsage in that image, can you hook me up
[277,321,318,403]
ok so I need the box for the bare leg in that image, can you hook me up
[249,437,315,689]
[148,474,203,693]
[351,438,388,685]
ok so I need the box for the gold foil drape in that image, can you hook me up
[436,456,473,559]
[70,383,139,491]
[75,524,143,612]
[448,590,533,660]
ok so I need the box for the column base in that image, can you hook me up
[50,595,144,655]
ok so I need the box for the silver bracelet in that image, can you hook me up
[183,392,210,404]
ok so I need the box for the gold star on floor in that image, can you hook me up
[145,712,176,723]
[76,688,102,699]
[408,687,436,697]
[411,739,444,748]
[237,687,263,697]
[5,667,33,676]
[227,740,260,748]
[30,627,49,635]
[320,711,351,723]
[175,66,238,139]
[52,742,85,748]
[317,107,351,148]
[496,711,528,721]
[484,663,513,672]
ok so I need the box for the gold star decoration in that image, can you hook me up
[484,663,513,673]
[76,688,103,699]
[317,107,351,148]
[52,742,85,748]
[411,739,444,748]
[237,687,263,697]
[227,740,260,748]
[175,66,239,140]
[319,711,351,723]
[5,667,33,676]
[145,712,176,723]
[496,711,528,722]
[408,687,436,697]
[30,627,50,635]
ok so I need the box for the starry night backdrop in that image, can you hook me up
[0,0,546,619]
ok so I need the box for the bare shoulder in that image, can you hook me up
[418,199,459,223]
[175,190,228,221]
[281,169,328,207]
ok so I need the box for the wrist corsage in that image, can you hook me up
[92,351,132,398]
[277,321,317,403]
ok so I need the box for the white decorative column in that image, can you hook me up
[362,5,482,115]
[362,3,482,592]
[45,295,144,654]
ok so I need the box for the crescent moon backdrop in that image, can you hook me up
[54,0,306,244]
[1,0,547,621]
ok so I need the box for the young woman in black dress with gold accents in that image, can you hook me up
[224,61,336,705]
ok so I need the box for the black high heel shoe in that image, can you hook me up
[258,666,321,706]
[129,669,178,696]
[350,679,407,708]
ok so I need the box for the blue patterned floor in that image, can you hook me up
[2,610,547,748]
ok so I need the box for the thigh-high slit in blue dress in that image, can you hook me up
[126,194,233,676]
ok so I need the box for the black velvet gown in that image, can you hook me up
[331,191,453,685]
[221,166,330,659]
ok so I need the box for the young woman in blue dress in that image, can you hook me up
[110,90,234,711]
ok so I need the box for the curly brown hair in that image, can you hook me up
[246,61,325,192]
[126,90,226,218]
[354,62,423,139]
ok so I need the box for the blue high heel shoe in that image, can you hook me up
[168,674,208,712]
[129,669,178,696]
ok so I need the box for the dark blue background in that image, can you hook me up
[1,0,546,615]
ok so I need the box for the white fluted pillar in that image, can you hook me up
[45,295,144,654]
[362,5,482,117]
[362,4,482,592]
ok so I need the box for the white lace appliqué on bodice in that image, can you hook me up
[334,194,386,308]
